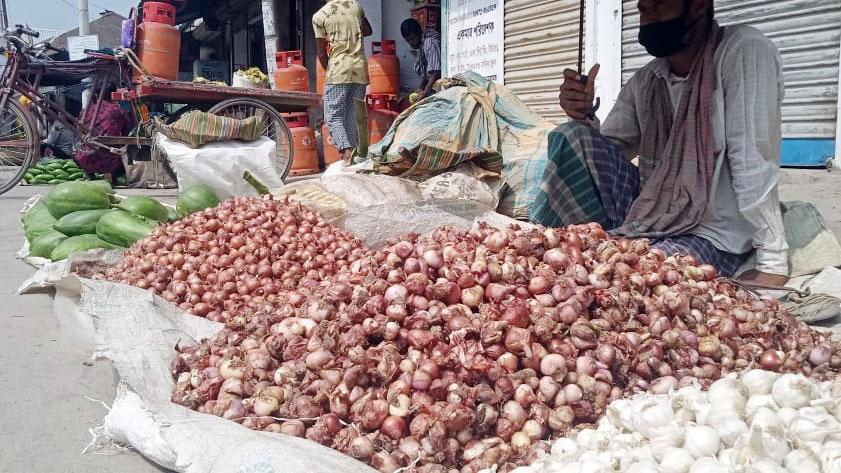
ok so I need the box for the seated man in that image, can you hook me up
[535,0,788,285]
[400,18,441,101]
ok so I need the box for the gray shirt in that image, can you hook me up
[44,121,75,155]
[599,25,788,275]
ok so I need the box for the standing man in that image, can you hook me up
[537,0,788,284]
[314,0,373,164]
[400,18,441,101]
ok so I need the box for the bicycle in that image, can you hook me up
[0,25,133,194]
[0,24,298,196]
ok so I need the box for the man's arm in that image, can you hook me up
[419,36,442,98]
[420,71,440,98]
[361,16,373,38]
[722,35,789,280]
[316,38,329,70]
[312,14,329,70]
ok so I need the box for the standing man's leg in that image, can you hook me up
[341,84,367,162]
[324,83,354,164]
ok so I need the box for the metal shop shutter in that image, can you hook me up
[504,0,582,124]
[621,0,841,139]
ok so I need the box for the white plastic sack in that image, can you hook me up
[160,134,284,199]
[80,278,376,473]
[16,239,123,294]
[737,201,841,277]
[418,162,506,210]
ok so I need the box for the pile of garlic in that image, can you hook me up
[513,371,841,473]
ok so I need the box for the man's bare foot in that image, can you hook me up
[341,149,353,165]
[738,269,789,287]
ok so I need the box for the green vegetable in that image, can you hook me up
[50,234,119,261]
[47,179,65,185]
[22,201,58,243]
[53,209,111,236]
[23,172,33,181]
[177,184,221,217]
[42,181,111,218]
[117,195,169,222]
[167,206,178,222]
[31,175,52,184]
[68,172,85,180]
[30,230,68,258]
[28,168,44,176]
[243,171,269,195]
[85,180,113,194]
[51,169,70,180]
[96,210,156,248]
[45,161,64,171]
[62,160,80,170]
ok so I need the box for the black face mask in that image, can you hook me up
[638,9,700,58]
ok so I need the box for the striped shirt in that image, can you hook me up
[414,30,441,79]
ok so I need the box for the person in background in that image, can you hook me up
[540,0,788,284]
[40,120,75,160]
[74,95,130,183]
[314,0,373,165]
[400,18,441,102]
[40,99,81,161]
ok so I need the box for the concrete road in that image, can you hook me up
[0,169,840,472]
[0,185,167,473]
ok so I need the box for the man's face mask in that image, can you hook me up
[638,3,702,58]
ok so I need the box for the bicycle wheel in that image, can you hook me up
[0,98,37,195]
[208,98,293,181]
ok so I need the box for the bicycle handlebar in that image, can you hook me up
[14,25,39,38]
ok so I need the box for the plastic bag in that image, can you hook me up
[161,134,283,199]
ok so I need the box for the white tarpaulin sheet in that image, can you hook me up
[80,278,376,473]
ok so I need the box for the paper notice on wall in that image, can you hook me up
[67,35,100,61]
[446,0,504,84]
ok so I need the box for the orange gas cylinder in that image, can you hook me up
[321,124,342,166]
[275,51,310,92]
[284,113,319,175]
[367,95,399,146]
[135,2,180,82]
[368,40,400,95]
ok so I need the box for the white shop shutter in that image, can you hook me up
[504,0,581,124]
[621,0,841,139]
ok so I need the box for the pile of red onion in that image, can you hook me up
[101,196,368,321]
[117,202,840,473]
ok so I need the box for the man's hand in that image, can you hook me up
[738,269,789,287]
[559,64,599,120]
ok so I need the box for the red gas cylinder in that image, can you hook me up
[284,113,319,175]
[135,2,180,82]
[321,124,342,166]
[275,51,310,92]
[367,94,399,146]
[368,40,400,96]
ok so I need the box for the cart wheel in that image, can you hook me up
[208,98,293,181]
[0,98,37,195]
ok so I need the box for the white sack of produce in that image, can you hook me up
[160,134,283,199]
[80,278,376,473]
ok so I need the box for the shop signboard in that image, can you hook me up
[445,0,504,83]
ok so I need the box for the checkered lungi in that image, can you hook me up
[323,83,367,152]
[531,121,747,277]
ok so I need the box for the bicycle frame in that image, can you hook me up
[0,49,130,155]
